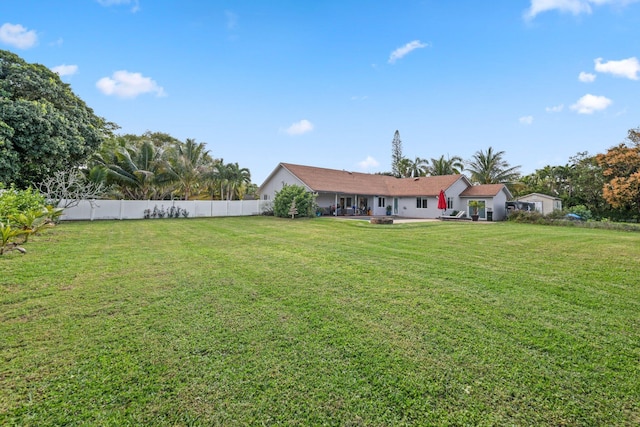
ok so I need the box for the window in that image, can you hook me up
[378,197,386,207]
[263,194,270,200]
[447,197,453,209]
[416,197,428,208]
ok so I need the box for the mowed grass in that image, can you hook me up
[1,217,639,426]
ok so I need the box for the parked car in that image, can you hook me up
[565,213,583,221]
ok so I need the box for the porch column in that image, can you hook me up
[334,193,338,216]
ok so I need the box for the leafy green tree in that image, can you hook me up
[427,155,464,176]
[520,165,572,197]
[0,49,113,188]
[273,184,316,218]
[565,152,607,217]
[466,147,521,184]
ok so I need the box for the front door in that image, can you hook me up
[394,198,399,215]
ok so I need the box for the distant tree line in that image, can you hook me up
[389,128,640,221]
[87,132,254,201]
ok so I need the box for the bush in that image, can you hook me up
[506,207,640,232]
[507,210,546,224]
[273,185,316,218]
[0,184,46,224]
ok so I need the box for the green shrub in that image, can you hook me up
[0,184,46,224]
[273,185,316,218]
[507,210,546,224]
[506,206,640,232]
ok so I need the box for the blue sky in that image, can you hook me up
[2,0,640,184]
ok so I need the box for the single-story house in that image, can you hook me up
[259,163,513,221]
[516,193,562,215]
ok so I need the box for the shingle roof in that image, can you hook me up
[280,163,466,196]
[459,184,509,197]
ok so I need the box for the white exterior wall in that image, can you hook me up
[259,167,308,201]
[446,179,472,214]
[395,177,471,219]
[518,194,562,215]
[461,191,509,221]
[398,196,441,218]
[372,196,390,216]
[490,191,509,220]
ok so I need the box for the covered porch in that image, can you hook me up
[315,192,391,216]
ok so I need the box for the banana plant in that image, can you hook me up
[0,222,27,255]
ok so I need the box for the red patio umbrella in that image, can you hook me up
[437,189,447,213]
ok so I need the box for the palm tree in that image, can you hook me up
[224,162,251,200]
[90,138,173,199]
[212,161,230,200]
[167,138,213,200]
[427,155,464,176]
[396,158,413,178]
[407,157,429,177]
[466,147,520,184]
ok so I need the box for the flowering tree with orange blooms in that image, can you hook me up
[596,127,640,215]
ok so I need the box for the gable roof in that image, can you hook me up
[271,163,469,196]
[460,184,512,199]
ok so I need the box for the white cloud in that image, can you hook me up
[388,40,429,64]
[594,57,640,80]
[579,71,596,82]
[519,116,534,125]
[358,156,380,171]
[546,104,564,112]
[0,23,37,49]
[51,64,78,77]
[524,0,640,20]
[283,119,314,136]
[96,0,140,12]
[570,94,612,114]
[96,71,166,98]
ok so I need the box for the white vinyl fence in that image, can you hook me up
[59,199,271,221]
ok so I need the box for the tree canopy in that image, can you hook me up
[596,128,640,215]
[0,49,113,188]
[87,132,253,201]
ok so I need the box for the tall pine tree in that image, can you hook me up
[391,130,403,178]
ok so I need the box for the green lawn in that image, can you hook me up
[1,217,639,426]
